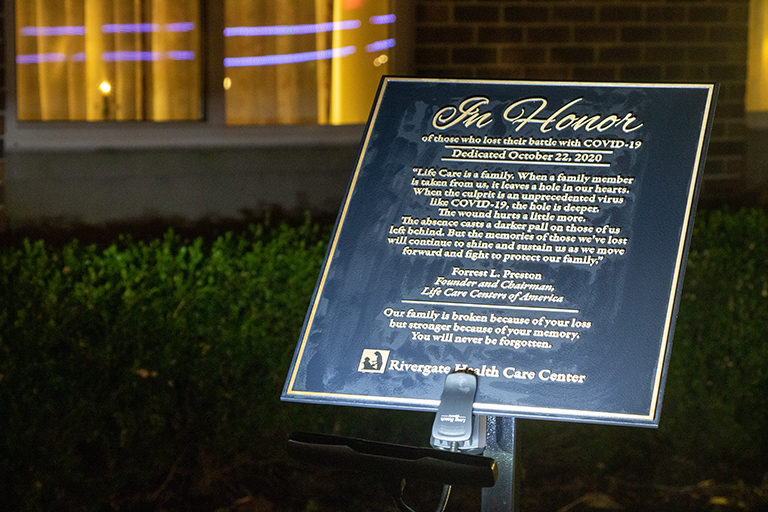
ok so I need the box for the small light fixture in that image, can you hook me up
[223,77,232,90]
[99,81,112,95]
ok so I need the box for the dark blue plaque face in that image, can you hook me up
[282,78,716,427]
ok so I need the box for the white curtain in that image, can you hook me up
[16,0,201,121]
[747,0,768,112]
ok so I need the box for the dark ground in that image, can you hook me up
[139,459,767,512]
[107,429,768,512]
[216,459,768,512]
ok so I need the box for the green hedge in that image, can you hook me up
[1,210,767,510]
[663,208,768,464]
[516,208,768,492]
[0,221,341,510]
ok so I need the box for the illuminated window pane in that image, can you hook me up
[223,0,395,125]
[747,0,768,111]
[16,0,202,121]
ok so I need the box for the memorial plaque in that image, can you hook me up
[282,78,716,427]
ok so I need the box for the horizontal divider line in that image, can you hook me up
[402,299,579,314]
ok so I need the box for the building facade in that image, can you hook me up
[1,0,765,231]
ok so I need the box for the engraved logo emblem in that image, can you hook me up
[358,349,390,374]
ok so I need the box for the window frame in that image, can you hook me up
[3,0,414,152]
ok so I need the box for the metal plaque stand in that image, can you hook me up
[286,372,508,511]
[482,416,517,511]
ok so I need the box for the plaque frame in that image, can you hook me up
[282,78,717,429]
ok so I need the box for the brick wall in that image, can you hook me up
[0,1,755,232]
[414,0,750,203]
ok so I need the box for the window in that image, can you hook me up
[15,0,202,121]
[223,1,395,125]
[12,0,399,126]
[747,0,768,113]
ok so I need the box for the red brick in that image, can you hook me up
[714,101,747,119]
[708,140,746,156]
[478,26,524,44]
[415,47,449,66]
[572,66,617,82]
[709,26,748,43]
[729,5,749,25]
[689,45,729,62]
[688,6,729,23]
[725,120,747,139]
[711,121,728,138]
[452,47,498,65]
[574,26,617,43]
[524,66,571,81]
[416,26,475,45]
[454,5,501,23]
[619,65,663,81]
[664,26,707,42]
[702,159,726,176]
[415,66,476,79]
[551,46,595,64]
[720,83,746,103]
[551,6,596,23]
[600,6,643,23]
[527,26,571,44]
[504,6,550,23]
[501,47,547,63]
[646,6,686,23]
[727,158,746,177]
[663,64,708,81]
[476,66,526,80]
[645,45,686,63]
[621,26,664,43]
[709,64,747,81]
[599,46,642,63]
[416,4,450,23]
[727,44,749,65]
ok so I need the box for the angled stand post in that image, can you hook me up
[481,416,517,511]
[431,371,518,511]
[286,372,512,511]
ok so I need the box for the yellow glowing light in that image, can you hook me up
[99,81,112,95]
[373,54,389,67]
[223,77,232,90]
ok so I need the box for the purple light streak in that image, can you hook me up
[224,46,356,67]
[166,22,196,32]
[102,23,159,33]
[16,52,66,64]
[103,22,196,33]
[103,51,160,61]
[18,51,195,64]
[166,51,196,60]
[365,38,396,53]
[224,20,361,37]
[19,23,195,36]
[103,51,196,62]
[20,25,85,36]
[369,14,396,25]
